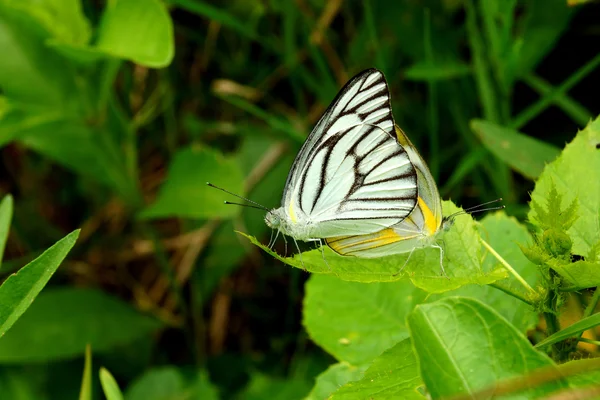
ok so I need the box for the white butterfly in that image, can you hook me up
[211,68,500,273]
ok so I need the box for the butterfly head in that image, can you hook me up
[264,208,283,230]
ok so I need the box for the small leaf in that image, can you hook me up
[330,339,424,399]
[96,0,174,67]
[20,122,140,204]
[548,260,600,291]
[535,312,600,349]
[0,229,79,338]
[303,275,427,365]
[530,116,600,256]
[140,146,244,220]
[237,372,311,400]
[4,0,91,45]
[242,201,506,292]
[0,288,162,363]
[0,5,74,104]
[100,368,124,400]
[305,363,367,400]
[0,194,13,267]
[408,297,565,398]
[471,119,560,179]
[78,345,92,400]
[125,367,185,400]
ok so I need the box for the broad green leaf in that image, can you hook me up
[432,212,539,332]
[548,260,600,291]
[0,229,79,338]
[304,363,367,400]
[471,119,560,179]
[140,146,244,220]
[20,121,139,204]
[0,5,74,104]
[237,372,311,400]
[3,0,91,45]
[303,275,427,365]
[242,202,506,292]
[96,0,174,68]
[0,288,162,363]
[535,312,600,349]
[78,345,92,400]
[125,367,184,400]
[100,368,124,400]
[0,194,13,266]
[530,116,600,257]
[408,297,565,399]
[330,339,424,400]
[405,61,471,81]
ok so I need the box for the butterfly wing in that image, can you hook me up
[325,125,443,256]
[281,69,418,237]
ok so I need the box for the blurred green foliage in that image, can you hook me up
[0,0,600,399]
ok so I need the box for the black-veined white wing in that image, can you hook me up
[280,69,418,237]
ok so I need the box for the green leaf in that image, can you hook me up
[96,0,174,68]
[304,363,367,400]
[20,121,139,204]
[529,116,600,257]
[0,229,79,338]
[0,194,13,267]
[78,345,92,400]
[242,201,506,293]
[125,367,185,400]
[535,312,600,349]
[331,339,424,399]
[140,146,244,220]
[0,288,162,363]
[431,212,539,332]
[125,367,219,400]
[237,372,311,400]
[0,5,74,105]
[303,275,427,365]
[471,119,560,179]
[548,260,600,291]
[404,61,471,81]
[100,368,124,400]
[3,0,91,45]
[408,297,565,398]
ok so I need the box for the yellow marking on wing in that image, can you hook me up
[327,228,404,254]
[394,125,411,147]
[418,196,439,235]
[288,199,297,223]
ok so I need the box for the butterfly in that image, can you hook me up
[210,68,501,273]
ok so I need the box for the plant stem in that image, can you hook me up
[577,337,600,347]
[481,238,535,294]
[489,283,533,305]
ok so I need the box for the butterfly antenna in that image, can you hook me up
[206,182,269,211]
[223,201,268,211]
[462,198,503,213]
[447,198,505,220]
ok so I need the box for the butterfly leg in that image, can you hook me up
[293,238,306,271]
[432,243,449,279]
[267,228,275,249]
[317,239,332,272]
[393,246,417,277]
[282,234,288,257]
